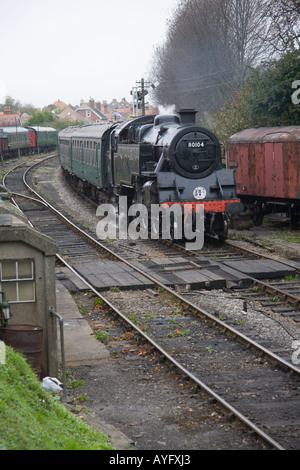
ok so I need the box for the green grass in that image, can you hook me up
[0,347,114,450]
[94,330,109,344]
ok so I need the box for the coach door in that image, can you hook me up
[79,140,85,176]
[96,142,102,186]
[264,142,285,199]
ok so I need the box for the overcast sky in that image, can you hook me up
[0,0,178,108]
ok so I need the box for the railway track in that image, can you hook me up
[3,155,300,450]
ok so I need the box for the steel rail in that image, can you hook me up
[20,158,300,376]
[4,156,300,374]
[3,156,299,449]
[184,239,300,307]
[55,253,286,451]
[224,240,300,306]
[1,154,58,223]
[225,239,300,276]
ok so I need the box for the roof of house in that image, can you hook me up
[0,114,21,126]
[53,100,68,108]
[76,103,107,120]
[56,106,92,123]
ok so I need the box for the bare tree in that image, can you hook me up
[262,0,300,51]
[221,0,275,73]
[150,0,238,115]
[149,0,285,119]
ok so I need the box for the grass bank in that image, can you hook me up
[0,346,114,450]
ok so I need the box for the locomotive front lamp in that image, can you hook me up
[0,291,10,327]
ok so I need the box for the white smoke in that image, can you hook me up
[158,104,176,115]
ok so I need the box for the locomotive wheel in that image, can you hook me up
[253,202,264,226]
[218,220,228,240]
[170,219,176,243]
[218,216,228,240]
[253,211,264,226]
[140,215,150,234]
[113,196,128,232]
[151,214,161,238]
[169,213,181,242]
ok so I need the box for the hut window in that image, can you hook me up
[0,260,35,303]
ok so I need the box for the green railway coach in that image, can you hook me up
[3,127,30,155]
[58,124,114,201]
[27,126,57,152]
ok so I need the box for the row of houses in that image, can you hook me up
[0,108,28,127]
[52,97,158,124]
[0,97,158,127]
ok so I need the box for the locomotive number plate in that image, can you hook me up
[187,141,205,148]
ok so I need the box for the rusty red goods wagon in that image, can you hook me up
[226,126,300,225]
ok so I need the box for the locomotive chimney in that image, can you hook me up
[178,109,197,125]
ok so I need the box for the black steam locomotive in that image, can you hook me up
[58,109,242,240]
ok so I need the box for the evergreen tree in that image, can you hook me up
[25,110,55,126]
[211,49,300,142]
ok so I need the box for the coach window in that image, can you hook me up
[0,260,35,303]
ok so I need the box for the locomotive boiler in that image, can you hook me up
[58,109,242,240]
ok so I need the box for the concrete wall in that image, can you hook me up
[0,221,58,377]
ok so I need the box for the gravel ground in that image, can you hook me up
[34,160,300,450]
[66,287,269,451]
[48,163,300,358]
